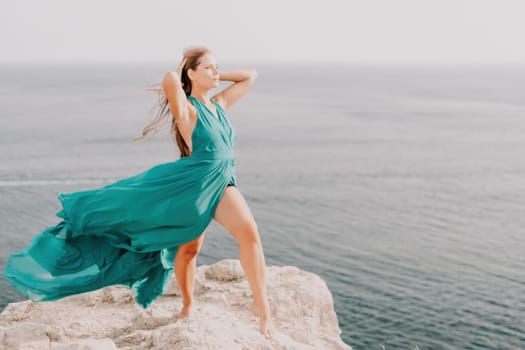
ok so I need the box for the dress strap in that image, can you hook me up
[188,95,221,119]
[187,95,217,107]
[210,97,220,109]
[187,95,202,110]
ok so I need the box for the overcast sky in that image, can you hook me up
[1,0,524,64]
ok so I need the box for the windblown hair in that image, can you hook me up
[131,46,213,158]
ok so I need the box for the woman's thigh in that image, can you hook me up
[213,186,258,242]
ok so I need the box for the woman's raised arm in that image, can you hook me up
[212,69,257,110]
[163,58,191,122]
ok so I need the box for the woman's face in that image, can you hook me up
[189,53,220,89]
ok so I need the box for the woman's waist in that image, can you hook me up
[189,149,235,160]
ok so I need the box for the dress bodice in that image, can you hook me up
[186,95,237,160]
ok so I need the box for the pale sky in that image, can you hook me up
[1,0,524,64]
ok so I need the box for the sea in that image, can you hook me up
[0,62,524,350]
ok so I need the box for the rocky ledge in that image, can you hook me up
[0,259,352,349]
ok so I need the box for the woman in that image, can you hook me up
[3,46,273,339]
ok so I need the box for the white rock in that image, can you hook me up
[204,259,245,281]
[50,338,117,350]
[0,259,352,350]
[3,322,49,349]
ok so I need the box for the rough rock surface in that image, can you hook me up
[0,259,352,349]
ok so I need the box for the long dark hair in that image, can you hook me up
[131,46,212,158]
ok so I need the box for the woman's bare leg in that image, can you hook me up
[174,231,206,319]
[213,185,273,339]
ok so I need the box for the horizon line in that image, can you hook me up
[1,59,525,66]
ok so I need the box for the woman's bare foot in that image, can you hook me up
[250,302,274,339]
[176,303,192,320]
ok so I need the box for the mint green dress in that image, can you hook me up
[3,95,237,308]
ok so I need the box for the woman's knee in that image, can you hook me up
[179,243,200,259]
[235,221,260,245]
[177,233,205,260]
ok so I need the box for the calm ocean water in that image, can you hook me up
[0,62,524,349]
